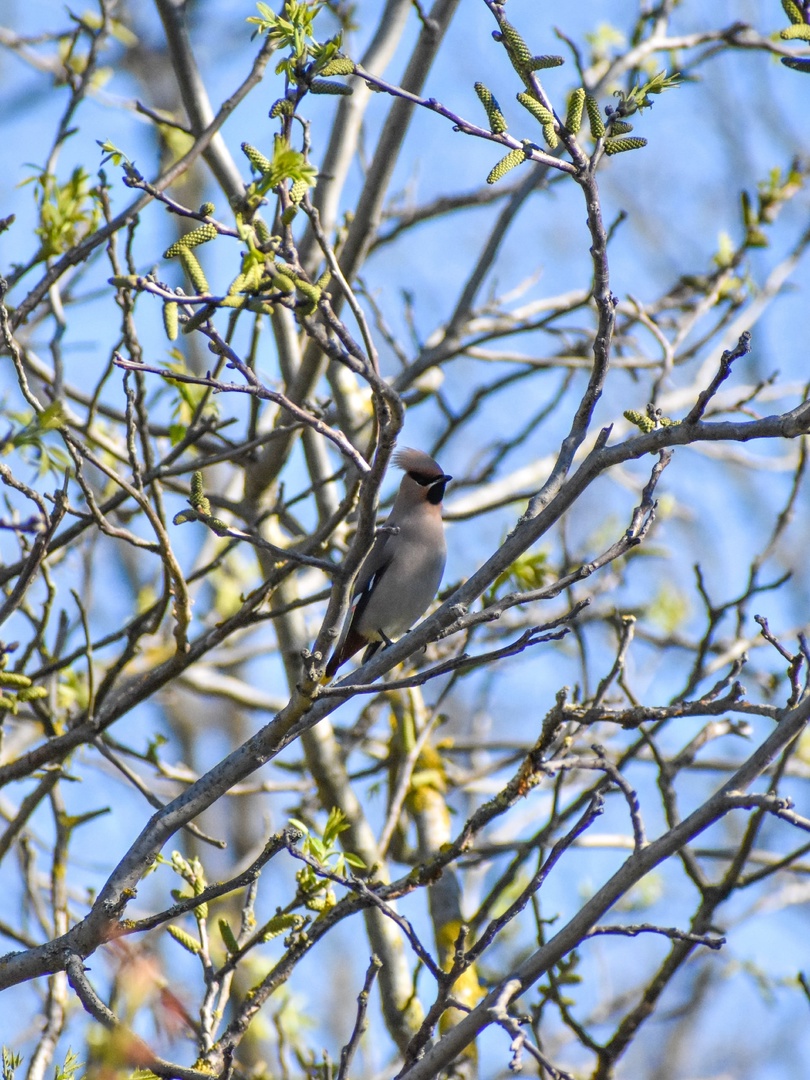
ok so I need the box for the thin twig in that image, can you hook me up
[337,955,383,1080]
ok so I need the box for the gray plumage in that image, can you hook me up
[325,448,451,677]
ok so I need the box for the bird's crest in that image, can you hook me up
[392,447,445,478]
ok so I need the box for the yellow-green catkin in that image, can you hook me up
[179,250,209,293]
[516,91,554,125]
[199,202,215,216]
[241,262,263,292]
[269,97,295,119]
[585,95,605,138]
[495,18,534,77]
[269,268,295,293]
[163,301,179,341]
[604,136,648,155]
[227,272,248,296]
[0,672,31,688]
[258,912,302,941]
[781,23,810,39]
[565,87,585,133]
[254,218,273,246]
[168,926,201,954]
[242,142,271,173]
[190,471,211,515]
[163,223,216,258]
[516,92,559,147]
[486,145,527,184]
[290,179,309,204]
[309,79,352,95]
[295,279,321,315]
[16,686,47,703]
[474,82,508,133]
[219,919,239,954]
[320,56,355,76]
[782,0,804,24]
[624,409,655,433]
[610,120,634,134]
[531,54,564,69]
[182,304,215,334]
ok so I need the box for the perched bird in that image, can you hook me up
[325,448,451,678]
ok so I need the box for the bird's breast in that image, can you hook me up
[355,520,446,641]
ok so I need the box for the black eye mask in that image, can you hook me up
[408,471,452,504]
[409,471,434,487]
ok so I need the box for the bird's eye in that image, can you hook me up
[408,472,435,487]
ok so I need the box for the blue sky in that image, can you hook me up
[2,1,810,1075]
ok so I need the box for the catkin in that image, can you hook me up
[781,23,810,39]
[309,79,353,95]
[163,223,216,259]
[163,301,179,340]
[496,19,534,77]
[179,250,209,294]
[487,146,527,184]
[566,88,585,134]
[320,57,355,76]
[269,97,294,118]
[516,92,555,126]
[585,95,605,138]
[530,54,564,70]
[242,142,271,172]
[474,82,508,134]
[782,0,804,25]
[604,137,648,156]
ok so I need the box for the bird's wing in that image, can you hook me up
[352,529,394,602]
[325,532,394,677]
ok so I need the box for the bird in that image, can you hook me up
[325,448,451,678]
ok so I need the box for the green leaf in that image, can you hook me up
[30,166,101,260]
[97,138,131,167]
[1,1047,22,1080]
[486,549,549,603]
[323,806,350,847]
[613,70,681,117]
[53,1049,83,1080]
[648,581,690,634]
